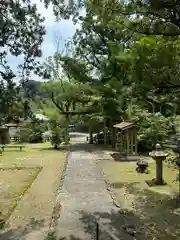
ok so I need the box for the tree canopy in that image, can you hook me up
[0,0,46,82]
[1,0,180,149]
[43,0,180,148]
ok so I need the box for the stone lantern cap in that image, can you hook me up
[149,144,169,158]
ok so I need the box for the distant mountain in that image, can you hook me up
[21,80,47,97]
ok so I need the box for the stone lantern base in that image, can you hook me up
[146,178,167,187]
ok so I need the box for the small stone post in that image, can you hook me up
[149,144,168,185]
[156,155,163,184]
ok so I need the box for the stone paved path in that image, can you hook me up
[56,143,118,240]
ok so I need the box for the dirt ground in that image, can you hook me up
[0,145,66,240]
[102,159,180,240]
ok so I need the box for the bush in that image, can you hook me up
[18,118,48,143]
[128,105,172,150]
[49,120,64,149]
[51,130,62,149]
[165,150,177,165]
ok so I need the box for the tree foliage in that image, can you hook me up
[2,0,180,149]
[0,0,45,81]
[0,0,47,125]
[127,105,172,150]
[49,0,180,147]
[49,119,64,148]
[50,0,180,36]
[0,79,32,124]
[18,118,48,143]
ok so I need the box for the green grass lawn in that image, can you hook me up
[102,159,180,240]
[0,142,53,164]
[0,143,66,229]
[4,142,52,148]
[0,167,41,228]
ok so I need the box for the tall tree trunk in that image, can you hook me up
[24,100,30,120]
[64,127,69,143]
[110,118,116,149]
[64,114,69,143]
[104,119,107,145]
[89,126,93,144]
[128,101,132,119]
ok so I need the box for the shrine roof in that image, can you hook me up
[113,121,139,130]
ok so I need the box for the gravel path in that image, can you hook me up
[55,144,118,240]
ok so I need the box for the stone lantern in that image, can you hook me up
[149,144,168,185]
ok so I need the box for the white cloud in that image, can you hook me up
[31,0,77,59]
[31,0,55,27]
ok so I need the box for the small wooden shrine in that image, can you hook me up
[0,123,20,144]
[114,121,139,160]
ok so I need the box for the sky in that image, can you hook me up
[9,0,79,81]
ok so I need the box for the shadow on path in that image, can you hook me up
[79,210,145,240]
[0,218,46,240]
[0,210,146,240]
[70,143,93,153]
[70,142,114,154]
[110,153,137,162]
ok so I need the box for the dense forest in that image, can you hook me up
[1,0,180,148]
